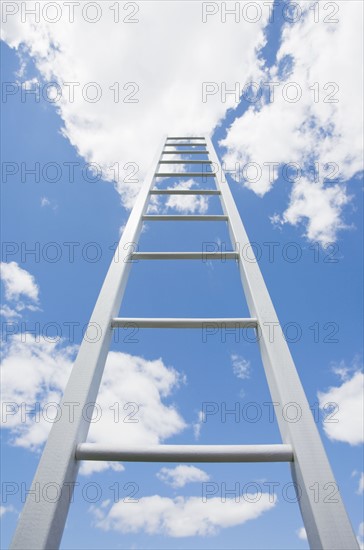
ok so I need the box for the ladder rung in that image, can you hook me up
[111,318,258,329]
[150,189,220,195]
[155,172,215,178]
[162,151,209,155]
[130,252,239,260]
[165,143,206,147]
[76,444,293,463]
[167,137,205,140]
[142,215,228,221]
[159,160,213,164]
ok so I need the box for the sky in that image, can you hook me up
[1,1,363,549]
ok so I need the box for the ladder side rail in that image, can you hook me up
[10,137,167,550]
[206,135,358,550]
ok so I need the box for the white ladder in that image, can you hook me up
[10,135,358,550]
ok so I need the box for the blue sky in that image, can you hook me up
[1,2,363,549]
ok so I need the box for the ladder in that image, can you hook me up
[10,136,358,550]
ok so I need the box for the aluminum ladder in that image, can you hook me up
[10,135,358,549]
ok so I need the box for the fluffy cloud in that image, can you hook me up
[0,335,77,449]
[91,493,276,537]
[2,1,272,208]
[149,179,209,215]
[221,1,363,244]
[332,359,358,382]
[1,261,41,319]
[1,335,186,474]
[4,2,361,240]
[275,179,351,244]
[1,261,39,302]
[0,304,21,320]
[318,370,363,445]
[165,186,209,215]
[157,465,210,488]
[231,354,251,380]
[82,351,186,474]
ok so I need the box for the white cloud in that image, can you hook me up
[0,335,76,449]
[164,180,209,214]
[221,1,363,244]
[157,465,210,488]
[231,354,251,380]
[296,526,307,540]
[193,410,205,441]
[40,197,50,207]
[332,360,354,382]
[0,505,15,518]
[91,494,276,537]
[0,305,21,320]
[40,196,58,210]
[275,179,351,245]
[0,335,186,474]
[318,370,364,445]
[1,261,39,302]
[2,1,272,208]
[81,351,186,474]
[357,473,364,495]
[148,178,210,215]
[1,263,41,319]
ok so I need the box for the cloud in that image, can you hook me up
[40,197,50,207]
[81,352,186,474]
[1,261,39,302]
[0,335,77,449]
[91,493,276,537]
[0,304,21,320]
[0,505,15,518]
[357,473,364,496]
[231,354,251,380]
[193,410,205,441]
[331,359,356,382]
[318,370,364,445]
[0,263,41,319]
[148,179,210,215]
[220,1,363,244]
[274,179,351,245]
[40,196,58,210]
[1,335,186,474]
[2,1,272,208]
[157,465,210,488]
[164,180,209,214]
[296,526,307,540]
